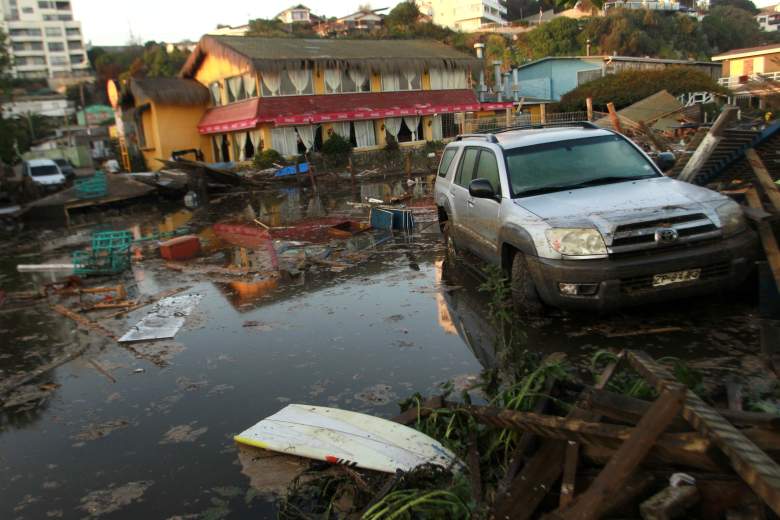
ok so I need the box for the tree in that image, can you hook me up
[702,6,765,54]
[523,17,583,58]
[710,0,759,14]
[385,2,421,32]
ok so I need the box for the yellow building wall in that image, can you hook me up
[194,53,252,104]
[313,65,326,95]
[370,71,381,92]
[422,70,431,90]
[422,116,433,141]
[763,54,780,73]
[143,103,210,169]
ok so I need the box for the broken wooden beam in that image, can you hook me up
[627,350,780,517]
[552,384,686,520]
[640,485,700,520]
[607,102,623,133]
[745,188,780,293]
[586,387,780,431]
[746,148,780,211]
[678,106,739,183]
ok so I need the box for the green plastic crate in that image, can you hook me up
[74,171,107,199]
[72,230,133,275]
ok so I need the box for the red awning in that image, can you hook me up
[198,98,261,134]
[198,90,510,134]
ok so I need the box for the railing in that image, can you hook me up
[718,71,780,88]
[462,111,600,133]
[604,1,682,11]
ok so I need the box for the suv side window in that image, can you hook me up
[475,149,501,195]
[438,148,457,178]
[455,148,480,188]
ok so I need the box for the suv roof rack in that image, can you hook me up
[493,121,601,134]
[454,134,499,143]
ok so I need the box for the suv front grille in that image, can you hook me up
[609,213,720,255]
[620,261,731,294]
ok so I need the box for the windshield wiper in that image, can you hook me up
[515,175,655,198]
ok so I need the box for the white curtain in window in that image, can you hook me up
[403,70,418,90]
[354,120,376,148]
[236,132,249,161]
[382,72,400,92]
[332,122,350,139]
[429,69,443,90]
[244,74,257,97]
[210,83,221,105]
[431,116,443,141]
[296,125,316,152]
[250,130,262,152]
[324,69,341,93]
[348,69,367,91]
[288,69,310,95]
[227,76,243,101]
[212,136,222,161]
[384,117,402,139]
[261,71,281,96]
[403,115,421,140]
[444,69,467,89]
[271,126,298,156]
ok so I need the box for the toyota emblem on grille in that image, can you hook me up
[655,228,679,243]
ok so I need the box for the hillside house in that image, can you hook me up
[712,44,780,104]
[512,56,721,102]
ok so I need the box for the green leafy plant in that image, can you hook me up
[384,135,400,152]
[321,132,353,167]
[252,149,284,170]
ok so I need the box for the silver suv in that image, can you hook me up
[434,124,758,312]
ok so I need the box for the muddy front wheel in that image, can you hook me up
[511,252,543,315]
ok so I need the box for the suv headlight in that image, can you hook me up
[545,228,607,256]
[716,201,747,237]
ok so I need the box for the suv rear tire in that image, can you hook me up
[511,252,543,314]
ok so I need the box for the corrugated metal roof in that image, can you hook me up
[181,35,477,76]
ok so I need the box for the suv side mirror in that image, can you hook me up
[655,152,676,173]
[469,178,496,199]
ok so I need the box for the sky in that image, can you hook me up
[73,0,406,46]
[74,0,780,46]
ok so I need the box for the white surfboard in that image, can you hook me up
[234,404,459,474]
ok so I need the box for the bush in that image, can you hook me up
[320,133,353,167]
[384,135,400,153]
[423,140,445,153]
[252,149,284,170]
[557,67,729,112]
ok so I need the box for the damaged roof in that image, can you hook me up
[180,35,477,76]
[126,77,210,107]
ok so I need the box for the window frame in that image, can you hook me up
[454,146,482,189]
[438,147,458,178]
[473,147,502,197]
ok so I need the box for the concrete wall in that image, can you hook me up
[23,145,93,168]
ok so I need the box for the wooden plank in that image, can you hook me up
[607,102,623,133]
[746,148,780,211]
[51,304,116,340]
[746,188,780,293]
[586,387,780,430]
[679,106,739,182]
[627,350,780,517]
[467,430,483,506]
[554,385,686,520]
[493,439,567,520]
[639,485,700,520]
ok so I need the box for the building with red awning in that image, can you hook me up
[179,35,513,161]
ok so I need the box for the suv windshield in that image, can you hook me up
[30,165,60,177]
[506,134,659,198]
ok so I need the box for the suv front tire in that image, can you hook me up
[510,251,543,314]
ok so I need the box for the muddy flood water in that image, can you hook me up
[0,175,765,519]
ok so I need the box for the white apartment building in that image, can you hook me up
[0,0,89,79]
[757,4,780,32]
[1,93,74,117]
[276,5,314,24]
[415,0,507,32]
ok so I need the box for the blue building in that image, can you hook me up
[513,56,722,102]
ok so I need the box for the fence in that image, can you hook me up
[462,111,608,134]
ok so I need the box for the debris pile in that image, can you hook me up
[238,350,780,519]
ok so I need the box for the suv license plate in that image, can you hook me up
[652,269,701,287]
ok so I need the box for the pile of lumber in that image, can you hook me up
[399,350,780,519]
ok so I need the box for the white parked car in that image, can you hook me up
[23,159,67,192]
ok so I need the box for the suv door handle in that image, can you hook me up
[467,199,475,207]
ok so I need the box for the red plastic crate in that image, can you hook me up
[159,235,201,261]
